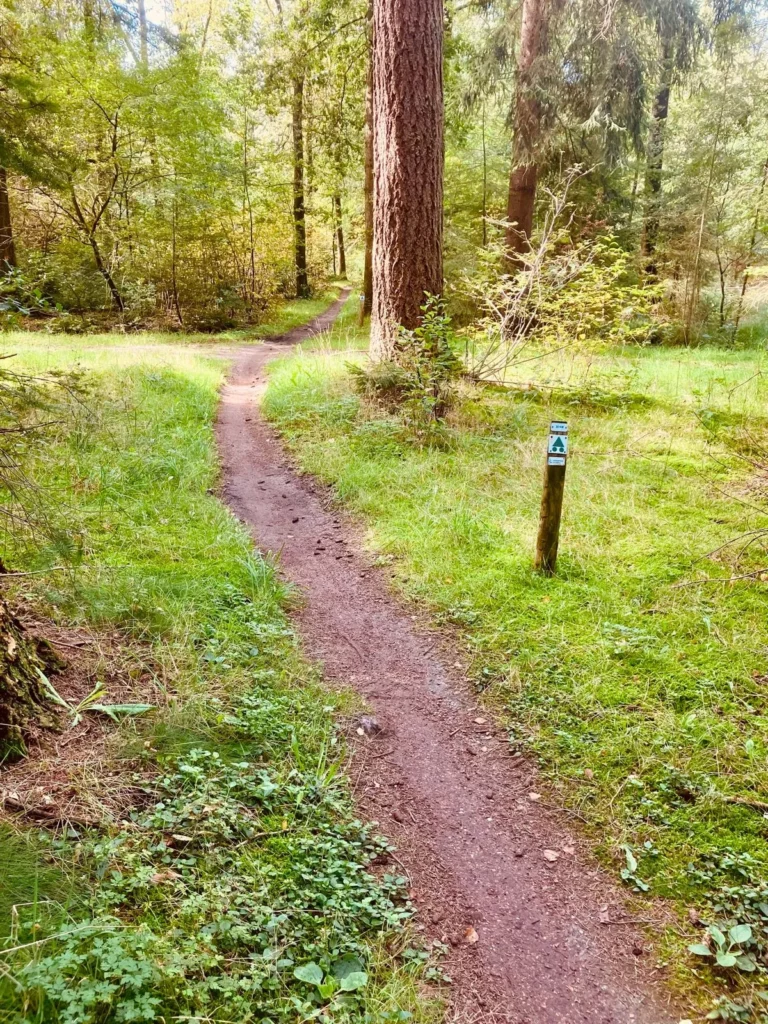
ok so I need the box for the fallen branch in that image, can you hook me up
[672,568,768,589]
[718,794,768,814]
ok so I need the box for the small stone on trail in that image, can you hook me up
[473,717,486,724]
[463,926,479,944]
[584,768,594,780]
[543,849,560,862]
[562,844,575,855]
[357,715,381,736]
[528,792,541,802]
[515,848,525,858]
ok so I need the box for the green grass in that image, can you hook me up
[1,288,342,355]
[0,299,438,1024]
[263,324,768,1016]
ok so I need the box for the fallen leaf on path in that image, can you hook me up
[584,768,594,780]
[599,909,611,924]
[562,844,575,855]
[543,849,560,862]
[463,926,479,944]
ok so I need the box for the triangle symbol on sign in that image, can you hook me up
[551,436,565,453]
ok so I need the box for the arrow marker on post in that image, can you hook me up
[535,421,568,575]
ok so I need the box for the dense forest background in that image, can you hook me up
[1,0,767,343]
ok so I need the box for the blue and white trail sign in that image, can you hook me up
[547,433,568,456]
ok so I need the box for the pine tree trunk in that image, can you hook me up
[333,194,347,278]
[0,168,17,271]
[0,597,62,763]
[292,76,310,299]
[370,0,443,362]
[360,8,374,322]
[641,44,672,279]
[505,0,550,265]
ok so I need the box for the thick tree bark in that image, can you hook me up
[370,0,443,361]
[333,194,347,278]
[641,44,673,279]
[0,596,63,762]
[360,9,374,322]
[292,76,310,299]
[505,0,551,265]
[0,168,16,270]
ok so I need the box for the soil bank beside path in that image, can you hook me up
[216,292,679,1024]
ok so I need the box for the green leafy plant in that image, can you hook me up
[620,845,650,893]
[350,296,462,431]
[689,923,758,972]
[41,677,155,727]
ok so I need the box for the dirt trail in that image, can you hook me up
[217,293,678,1024]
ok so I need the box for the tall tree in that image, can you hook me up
[506,0,554,263]
[0,168,15,269]
[641,1,701,277]
[292,74,310,298]
[360,3,374,320]
[333,193,346,276]
[370,0,444,361]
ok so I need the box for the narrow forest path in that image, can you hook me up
[217,293,678,1024]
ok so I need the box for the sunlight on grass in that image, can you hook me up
[264,333,768,1004]
[0,298,436,1024]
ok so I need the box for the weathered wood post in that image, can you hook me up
[535,420,568,575]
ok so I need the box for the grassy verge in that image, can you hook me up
[263,320,768,1018]
[2,288,343,353]
[0,299,436,1024]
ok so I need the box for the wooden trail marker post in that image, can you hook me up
[535,420,568,575]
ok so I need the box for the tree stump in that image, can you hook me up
[0,597,64,762]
